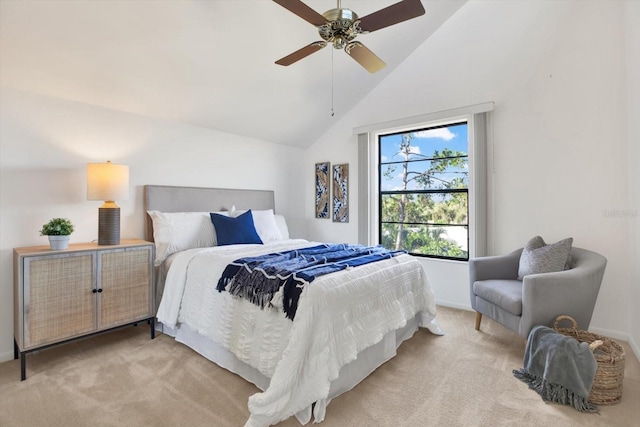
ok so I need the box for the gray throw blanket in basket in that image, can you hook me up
[513,325,599,412]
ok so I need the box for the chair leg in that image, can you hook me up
[475,312,482,331]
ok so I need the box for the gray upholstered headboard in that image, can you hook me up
[143,185,275,242]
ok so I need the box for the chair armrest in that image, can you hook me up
[520,264,604,336]
[469,249,522,283]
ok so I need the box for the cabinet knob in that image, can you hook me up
[92,289,97,294]
[98,288,103,293]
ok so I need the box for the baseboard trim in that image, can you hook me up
[587,326,628,342]
[0,349,14,364]
[630,335,640,363]
[435,300,473,312]
[434,302,634,345]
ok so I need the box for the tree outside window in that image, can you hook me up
[378,122,469,260]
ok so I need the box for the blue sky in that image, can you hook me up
[379,122,468,191]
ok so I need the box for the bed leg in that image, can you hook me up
[475,312,482,331]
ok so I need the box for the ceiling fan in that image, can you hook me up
[273,0,426,73]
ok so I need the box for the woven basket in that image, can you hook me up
[553,315,625,405]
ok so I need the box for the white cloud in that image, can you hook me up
[413,128,456,141]
[386,146,420,161]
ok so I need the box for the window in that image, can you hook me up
[378,122,469,260]
[356,103,492,260]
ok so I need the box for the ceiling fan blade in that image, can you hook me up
[345,42,386,73]
[276,41,327,66]
[272,0,327,26]
[357,0,425,32]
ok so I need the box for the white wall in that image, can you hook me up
[305,1,633,339]
[0,88,306,362]
[2,0,636,364]
[626,0,640,357]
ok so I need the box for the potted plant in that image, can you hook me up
[40,217,74,250]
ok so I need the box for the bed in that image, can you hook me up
[144,185,442,427]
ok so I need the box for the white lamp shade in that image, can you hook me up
[87,162,129,201]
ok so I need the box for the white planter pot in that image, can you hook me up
[48,235,70,250]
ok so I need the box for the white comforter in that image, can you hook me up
[156,239,438,427]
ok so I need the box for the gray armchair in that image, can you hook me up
[469,247,607,338]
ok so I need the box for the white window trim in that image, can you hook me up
[356,102,493,260]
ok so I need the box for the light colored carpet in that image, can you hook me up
[0,306,637,427]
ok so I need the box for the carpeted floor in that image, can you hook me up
[0,306,638,427]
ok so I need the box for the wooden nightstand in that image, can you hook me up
[13,239,155,380]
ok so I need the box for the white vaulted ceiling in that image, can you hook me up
[0,0,466,147]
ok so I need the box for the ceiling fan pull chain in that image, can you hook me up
[331,48,335,117]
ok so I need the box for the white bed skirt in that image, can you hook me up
[159,314,421,424]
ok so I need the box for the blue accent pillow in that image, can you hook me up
[210,210,263,246]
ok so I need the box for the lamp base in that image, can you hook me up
[98,207,120,245]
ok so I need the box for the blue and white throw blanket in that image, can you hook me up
[216,243,406,320]
[513,325,598,412]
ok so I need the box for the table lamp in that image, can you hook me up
[87,161,129,245]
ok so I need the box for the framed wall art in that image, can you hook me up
[315,162,330,219]
[332,163,349,223]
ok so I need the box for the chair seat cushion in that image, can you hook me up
[473,279,523,315]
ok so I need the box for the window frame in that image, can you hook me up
[377,121,470,261]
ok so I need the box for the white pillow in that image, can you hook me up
[230,207,284,242]
[274,214,289,240]
[147,211,228,266]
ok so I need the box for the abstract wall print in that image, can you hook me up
[315,162,330,218]
[332,163,349,223]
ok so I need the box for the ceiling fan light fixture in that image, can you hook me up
[332,36,346,50]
